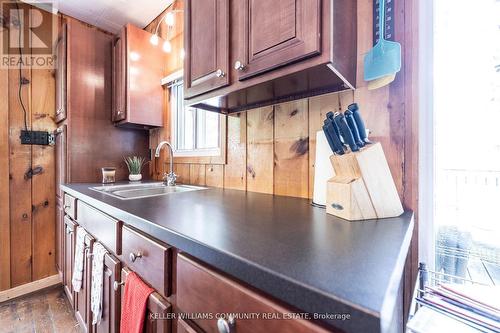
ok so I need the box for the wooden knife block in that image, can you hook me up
[326,142,403,221]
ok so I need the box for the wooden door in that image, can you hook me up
[55,124,67,199]
[184,0,229,98]
[236,0,321,80]
[55,197,64,277]
[55,22,67,123]
[112,29,126,122]
[63,216,77,307]
[92,252,121,333]
[121,267,172,333]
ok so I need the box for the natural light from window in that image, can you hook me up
[434,0,500,284]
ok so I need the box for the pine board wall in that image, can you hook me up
[0,2,58,290]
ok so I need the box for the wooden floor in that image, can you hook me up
[0,286,80,333]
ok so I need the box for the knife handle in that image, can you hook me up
[348,103,369,142]
[322,125,336,153]
[345,110,365,147]
[326,111,344,144]
[323,120,345,155]
[334,113,359,152]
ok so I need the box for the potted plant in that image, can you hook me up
[124,156,147,181]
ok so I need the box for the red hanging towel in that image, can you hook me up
[120,271,155,333]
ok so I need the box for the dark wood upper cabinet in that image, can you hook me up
[184,0,230,98]
[112,24,166,128]
[184,0,357,113]
[237,0,321,80]
[55,22,67,123]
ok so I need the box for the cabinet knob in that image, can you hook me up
[217,315,235,333]
[117,110,123,115]
[215,69,225,78]
[113,280,125,291]
[129,251,142,262]
[54,127,63,135]
[64,204,70,209]
[234,61,245,71]
[66,227,73,234]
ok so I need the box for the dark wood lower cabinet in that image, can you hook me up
[63,216,77,307]
[74,234,94,332]
[176,319,201,333]
[122,267,172,333]
[93,252,121,333]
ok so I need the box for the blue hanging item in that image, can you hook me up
[363,0,401,81]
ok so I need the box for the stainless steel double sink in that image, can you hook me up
[90,182,206,200]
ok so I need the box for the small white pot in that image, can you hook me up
[129,174,142,182]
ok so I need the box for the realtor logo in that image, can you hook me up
[0,1,57,68]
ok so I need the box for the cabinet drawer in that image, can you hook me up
[177,254,329,333]
[63,193,77,220]
[77,201,121,255]
[121,226,171,297]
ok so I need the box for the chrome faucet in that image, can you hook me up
[154,141,177,186]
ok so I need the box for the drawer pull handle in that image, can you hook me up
[113,280,125,291]
[234,60,245,71]
[129,252,142,262]
[64,204,71,209]
[65,227,73,234]
[215,69,225,78]
[217,315,235,333]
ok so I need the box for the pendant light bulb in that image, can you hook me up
[150,34,159,46]
[165,12,175,27]
[163,40,172,53]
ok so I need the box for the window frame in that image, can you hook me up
[163,70,227,165]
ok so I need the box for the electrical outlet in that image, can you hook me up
[20,130,51,145]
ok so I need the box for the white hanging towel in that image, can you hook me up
[91,242,108,325]
[72,226,88,292]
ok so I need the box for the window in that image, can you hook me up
[169,79,221,157]
[425,0,500,284]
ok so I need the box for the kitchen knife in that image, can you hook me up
[333,112,359,152]
[323,119,345,155]
[347,103,371,144]
[344,109,365,148]
[326,111,344,144]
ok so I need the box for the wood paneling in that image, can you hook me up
[0,49,10,291]
[274,100,309,198]
[223,113,247,190]
[31,16,57,279]
[246,107,274,194]
[9,18,33,286]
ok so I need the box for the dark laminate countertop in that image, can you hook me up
[61,182,414,333]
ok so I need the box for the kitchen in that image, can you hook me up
[1,0,499,333]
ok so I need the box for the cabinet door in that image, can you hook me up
[184,0,229,98]
[55,22,67,123]
[55,197,64,277]
[121,267,172,333]
[74,234,94,333]
[112,30,126,122]
[236,0,321,80]
[93,252,121,333]
[55,124,67,199]
[177,319,202,333]
[63,216,77,307]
